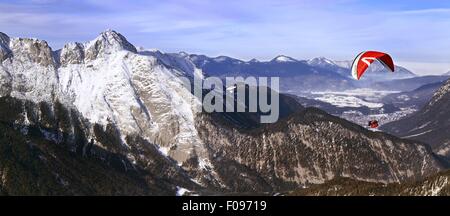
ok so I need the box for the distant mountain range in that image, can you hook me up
[309,57,416,80]
[181,54,354,92]
[180,54,424,93]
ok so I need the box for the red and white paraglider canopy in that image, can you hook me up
[351,51,395,80]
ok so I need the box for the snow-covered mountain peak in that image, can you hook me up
[57,30,141,66]
[212,56,244,64]
[178,51,189,57]
[60,42,85,66]
[57,50,204,164]
[0,35,58,102]
[307,57,336,66]
[9,37,55,67]
[271,55,297,62]
[213,56,229,62]
[84,30,137,61]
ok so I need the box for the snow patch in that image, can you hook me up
[314,94,383,108]
[272,55,297,62]
[176,186,191,196]
[158,146,170,157]
[431,177,448,196]
[402,130,433,138]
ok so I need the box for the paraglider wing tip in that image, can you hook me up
[379,59,395,72]
[351,52,365,80]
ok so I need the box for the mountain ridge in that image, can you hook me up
[382,78,450,161]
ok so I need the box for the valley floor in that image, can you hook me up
[296,89,419,129]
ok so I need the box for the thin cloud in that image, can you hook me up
[395,8,450,15]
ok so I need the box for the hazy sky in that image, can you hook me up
[1,0,450,75]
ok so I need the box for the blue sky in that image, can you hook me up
[1,0,450,74]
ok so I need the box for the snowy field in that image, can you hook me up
[300,89,416,128]
[310,89,399,108]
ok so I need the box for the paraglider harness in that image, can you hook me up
[368,120,379,129]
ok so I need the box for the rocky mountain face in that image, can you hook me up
[291,169,450,196]
[382,78,450,161]
[195,108,443,192]
[0,30,447,195]
[0,96,197,195]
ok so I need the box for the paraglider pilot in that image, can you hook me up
[368,120,379,129]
